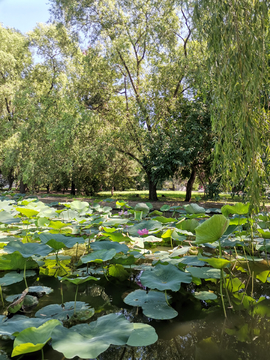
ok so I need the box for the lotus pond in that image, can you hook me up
[0,196,270,359]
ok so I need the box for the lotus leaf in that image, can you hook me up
[80,249,117,263]
[38,233,85,249]
[176,219,199,232]
[193,291,217,300]
[195,215,230,244]
[0,271,35,286]
[187,267,222,279]
[91,240,129,254]
[0,211,20,224]
[127,323,158,346]
[184,203,205,214]
[199,257,231,269]
[160,205,171,211]
[60,275,99,285]
[0,315,49,337]
[4,241,52,258]
[51,313,134,359]
[12,319,61,357]
[35,301,93,321]
[101,232,130,243]
[124,289,177,320]
[16,208,39,218]
[140,263,192,291]
[134,203,150,215]
[221,203,250,217]
[0,252,39,270]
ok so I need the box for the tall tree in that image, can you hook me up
[50,0,208,200]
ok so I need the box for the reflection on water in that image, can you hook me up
[1,275,270,360]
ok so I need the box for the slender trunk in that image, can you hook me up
[70,181,76,195]
[46,185,50,194]
[185,166,196,202]
[147,174,158,201]
[19,181,27,194]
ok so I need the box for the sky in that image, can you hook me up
[0,0,51,34]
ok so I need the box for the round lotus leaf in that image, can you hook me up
[0,210,21,224]
[51,313,134,359]
[4,241,52,258]
[142,302,178,320]
[187,267,222,279]
[80,249,117,263]
[127,323,158,346]
[134,203,150,215]
[91,240,129,254]
[140,264,192,291]
[16,208,39,218]
[195,215,230,244]
[23,295,39,310]
[28,286,53,296]
[193,291,217,301]
[124,289,170,307]
[35,301,92,321]
[60,275,99,285]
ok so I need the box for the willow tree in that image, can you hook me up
[190,0,270,206]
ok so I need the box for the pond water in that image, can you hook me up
[0,198,270,360]
[1,272,270,360]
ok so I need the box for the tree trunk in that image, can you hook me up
[185,166,196,202]
[70,180,76,195]
[148,174,158,201]
[19,181,27,194]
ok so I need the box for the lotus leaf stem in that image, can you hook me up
[23,261,28,289]
[0,286,4,307]
[74,285,79,316]
[164,290,170,306]
[218,239,227,318]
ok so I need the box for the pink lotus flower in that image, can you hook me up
[137,228,149,236]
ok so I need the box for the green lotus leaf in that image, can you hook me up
[205,208,222,214]
[128,220,162,236]
[80,249,117,263]
[35,302,92,321]
[68,201,90,213]
[161,229,174,239]
[140,263,192,291]
[4,241,52,258]
[127,323,158,346]
[16,208,39,218]
[124,289,171,307]
[111,254,136,265]
[176,219,199,232]
[101,232,130,243]
[193,291,217,300]
[0,270,35,286]
[38,233,85,249]
[58,209,79,220]
[198,257,231,269]
[0,252,39,270]
[28,286,53,296]
[149,210,163,216]
[177,256,205,267]
[195,215,230,244]
[60,275,99,285]
[257,229,270,239]
[160,205,171,211]
[0,315,49,337]
[187,267,222,279]
[51,313,134,359]
[142,302,178,320]
[48,221,71,230]
[0,211,20,224]
[229,217,248,225]
[221,203,250,217]
[134,203,150,215]
[103,218,129,226]
[91,240,129,254]
[154,216,177,224]
[184,203,205,214]
[169,247,191,257]
[12,319,61,357]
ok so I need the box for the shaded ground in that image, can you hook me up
[34,194,226,210]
